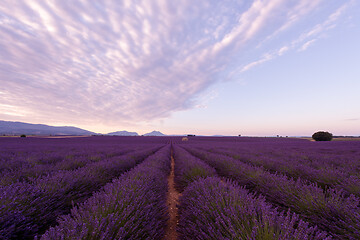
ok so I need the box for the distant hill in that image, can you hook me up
[143,130,165,136]
[107,130,139,136]
[0,120,95,136]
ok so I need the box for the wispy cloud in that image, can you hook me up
[240,54,274,73]
[230,1,353,76]
[344,118,359,121]
[278,46,289,56]
[294,1,354,51]
[299,39,317,52]
[0,0,353,127]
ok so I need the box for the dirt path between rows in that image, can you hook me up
[164,150,180,240]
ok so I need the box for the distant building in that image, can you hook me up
[182,137,188,141]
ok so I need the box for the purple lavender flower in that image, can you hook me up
[178,177,331,240]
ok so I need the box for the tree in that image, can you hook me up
[312,131,332,141]
[20,134,26,138]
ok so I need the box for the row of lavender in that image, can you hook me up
[0,136,169,239]
[185,137,360,196]
[0,136,172,174]
[208,146,360,197]
[173,146,331,239]
[0,146,140,186]
[177,138,360,239]
[40,145,171,239]
[180,136,360,174]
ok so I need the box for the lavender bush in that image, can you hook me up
[178,177,331,240]
[41,145,171,240]
[184,146,360,238]
[198,142,360,197]
[0,146,161,239]
[173,146,216,191]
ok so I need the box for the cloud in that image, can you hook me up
[278,46,289,56]
[344,118,359,121]
[299,39,317,51]
[0,103,31,117]
[229,1,353,76]
[0,0,353,127]
[258,0,323,46]
[294,1,354,50]
[240,54,274,72]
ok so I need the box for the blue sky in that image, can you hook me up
[0,0,359,136]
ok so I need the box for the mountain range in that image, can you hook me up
[107,130,139,136]
[143,131,165,136]
[0,120,95,136]
[0,120,165,136]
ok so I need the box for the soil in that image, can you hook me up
[164,150,181,240]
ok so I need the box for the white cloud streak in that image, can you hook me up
[299,39,317,52]
[240,54,274,73]
[230,1,353,77]
[0,0,353,127]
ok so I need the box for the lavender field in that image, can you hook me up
[1,136,360,239]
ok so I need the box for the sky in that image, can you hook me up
[0,0,359,136]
